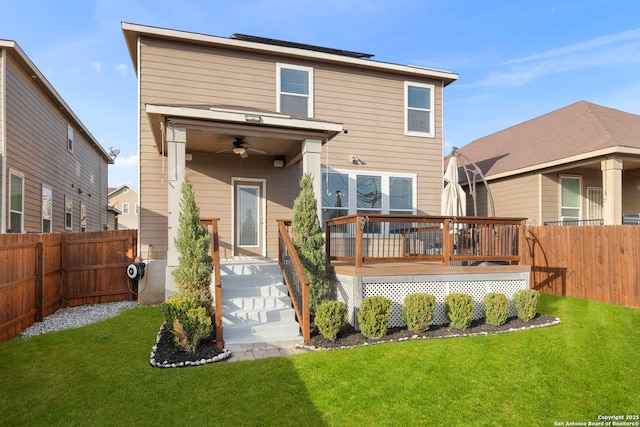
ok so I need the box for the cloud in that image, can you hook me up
[464,28,640,90]
[114,153,138,169]
[114,63,129,76]
[90,61,103,73]
[108,153,138,190]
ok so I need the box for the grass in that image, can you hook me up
[1,293,639,426]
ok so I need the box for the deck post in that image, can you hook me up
[443,218,452,266]
[355,215,364,268]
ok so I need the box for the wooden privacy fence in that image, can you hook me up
[521,225,640,308]
[0,230,138,343]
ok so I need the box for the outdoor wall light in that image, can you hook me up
[350,155,360,164]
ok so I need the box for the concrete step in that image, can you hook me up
[219,258,302,352]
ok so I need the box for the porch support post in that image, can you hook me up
[166,126,187,296]
[601,158,623,225]
[302,138,323,221]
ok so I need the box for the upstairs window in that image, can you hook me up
[277,63,313,117]
[405,82,434,137]
[67,125,74,152]
[123,203,130,215]
[9,171,24,233]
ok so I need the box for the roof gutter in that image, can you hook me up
[1,48,6,233]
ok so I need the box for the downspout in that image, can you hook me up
[136,35,142,254]
[1,49,7,233]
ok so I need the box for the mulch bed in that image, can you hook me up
[150,325,229,368]
[304,314,560,350]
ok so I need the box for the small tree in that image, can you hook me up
[292,174,330,316]
[172,177,213,317]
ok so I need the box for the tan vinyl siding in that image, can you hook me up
[138,36,446,258]
[540,173,558,224]
[4,55,108,232]
[482,174,539,221]
[623,169,640,214]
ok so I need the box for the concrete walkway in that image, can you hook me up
[226,346,309,362]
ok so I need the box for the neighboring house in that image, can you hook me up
[0,40,114,233]
[108,185,139,230]
[451,101,640,226]
[122,22,458,303]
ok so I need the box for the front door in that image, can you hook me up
[234,180,264,256]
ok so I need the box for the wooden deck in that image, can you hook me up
[328,260,531,277]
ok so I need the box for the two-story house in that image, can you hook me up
[108,185,139,230]
[1,40,114,233]
[122,23,458,304]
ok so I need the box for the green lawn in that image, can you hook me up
[1,293,638,426]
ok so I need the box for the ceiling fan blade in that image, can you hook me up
[239,150,248,159]
[214,148,232,154]
[247,147,267,155]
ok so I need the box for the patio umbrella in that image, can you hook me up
[441,156,467,218]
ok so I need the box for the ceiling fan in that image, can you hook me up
[215,137,266,158]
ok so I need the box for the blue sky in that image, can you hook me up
[4,0,640,190]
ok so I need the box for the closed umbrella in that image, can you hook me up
[441,157,467,218]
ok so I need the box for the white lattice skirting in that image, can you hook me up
[330,272,530,329]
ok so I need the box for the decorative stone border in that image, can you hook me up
[149,324,231,368]
[299,316,562,352]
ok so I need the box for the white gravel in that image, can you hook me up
[20,301,139,338]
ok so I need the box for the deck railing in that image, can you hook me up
[277,220,311,342]
[325,214,526,268]
[201,218,224,350]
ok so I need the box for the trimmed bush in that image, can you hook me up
[482,292,510,326]
[401,293,436,333]
[164,294,213,352]
[513,289,540,321]
[444,293,474,329]
[315,301,347,341]
[357,296,392,339]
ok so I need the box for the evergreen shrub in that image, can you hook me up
[401,293,436,333]
[357,296,392,339]
[164,294,212,353]
[513,289,540,321]
[444,293,474,329]
[315,301,347,341]
[482,292,510,326]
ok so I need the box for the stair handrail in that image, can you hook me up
[277,219,311,342]
[201,218,224,350]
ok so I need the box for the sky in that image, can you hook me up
[3,0,640,191]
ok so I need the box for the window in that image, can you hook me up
[560,176,581,222]
[80,204,87,232]
[42,185,52,233]
[67,125,74,152]
[122,203,130,215]
[277,63,313,117]
[405,82,434,136]
[135,204,139,214]
[65,196,73,230]
[322,170,416,224]
[9,171,24,233]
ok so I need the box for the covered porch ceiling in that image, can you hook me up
[146,104,345,167]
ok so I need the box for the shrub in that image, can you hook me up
[315,301,347,341]
[482,292,510,326]
[357,296,392,339]
[164,294,213,352]
[513,289,540,321]
[401,293,436,333]
[172,177,214,318]
[292,174,330,316]
[444,293,474,329]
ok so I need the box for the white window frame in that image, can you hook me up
[67,125,74,153]
[322,169,417,219]
[560,175,582,222]
[65,195,73,231]
[404,81,435,137]
[9,170,25,233]
[42,184,53,233]
[276,63,314,118]
[80,203,87,232]
[122,203,130,215]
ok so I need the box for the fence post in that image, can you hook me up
[60,235,67,307]
[36,242,44,322]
